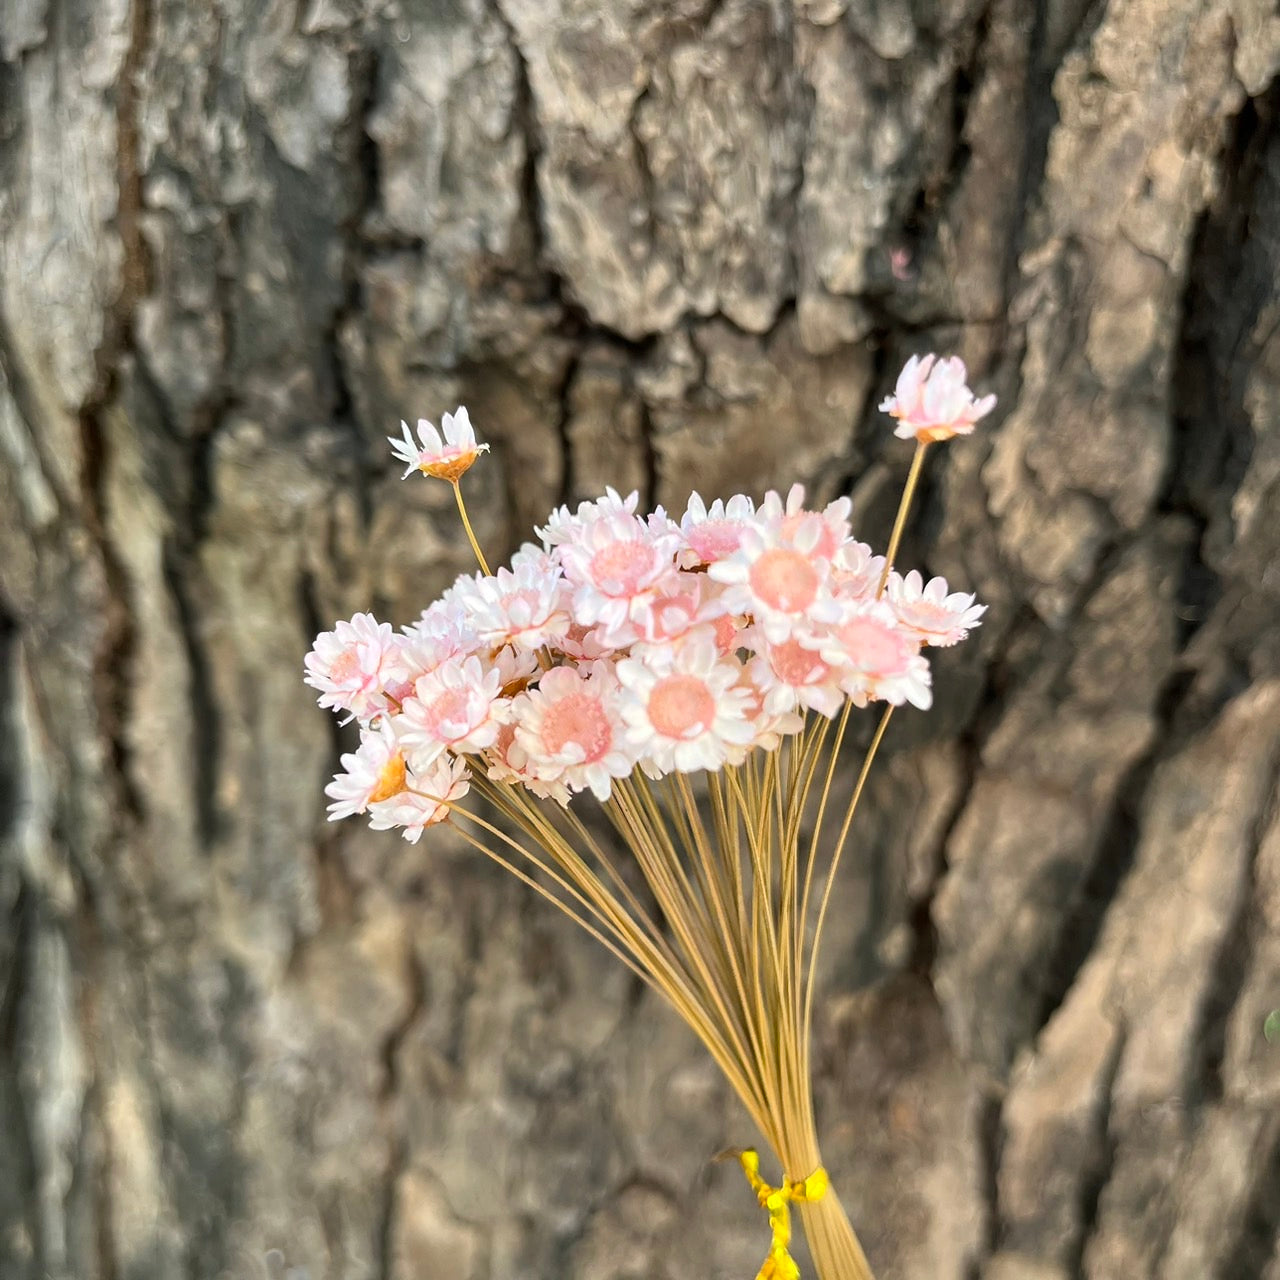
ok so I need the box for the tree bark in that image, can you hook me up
[3,1,1280,1278]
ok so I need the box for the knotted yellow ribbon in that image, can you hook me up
[719,1148,829,1280]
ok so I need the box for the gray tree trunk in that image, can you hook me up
[3,1,1280,1277]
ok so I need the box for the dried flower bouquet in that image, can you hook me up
[306,355,995,1279]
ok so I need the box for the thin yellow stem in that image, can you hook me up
[802,704,894,1077]
[606,781,765,1100]
[797,703,852,986]
[722,763,788,1102]
[449,825,654,989]
[669,774,773,1093]
[457,785,767,1111]
[482,778,672,960]
[452,479,492,575]
[876,440,929,595]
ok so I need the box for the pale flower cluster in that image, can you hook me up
[308,359,992,840]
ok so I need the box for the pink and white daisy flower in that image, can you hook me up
[389,406,489,481]
[887,570,987,647]
[707,521,842,644]
[306,612,411,723]
[757,485,852,561]
[397,655,509,766]
[510,541,559,575]
[369,753,470,842]
[485,721,572,805]
[449,549,571,652]
[639,583,703,646]
[831,540,886,604]
[402,598,481,669]
[510,662,635,801]
[677,492,758,567]
[556,510,682,644]
[491,644,541,693]
[538,487,640,549]
[879,354,996,443]
[324,720,409,820]
[817,602,933,709]
[556,621,620,663]
[748,632,847,719]
[617,633,755,774]
[629,572,731,651]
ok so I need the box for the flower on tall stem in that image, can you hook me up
[389,407,489,481]
[879,353,996,443]
[886,570,988,648]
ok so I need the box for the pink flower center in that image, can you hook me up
[329,649,361,683]
[687,521,744,563]
[425,689,472,736]
[589,540,656,596]
[748,549,820,614]
[648,675,716,739]
[837,619,910,675]
[769,639,827,686]
[541,692,613,763]
[509,588,541,616]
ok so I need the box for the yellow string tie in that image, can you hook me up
[721,1148,829,1280]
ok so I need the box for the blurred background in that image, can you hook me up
[3,1,1280,1277]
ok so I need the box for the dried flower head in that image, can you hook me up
[887,570,988,648]
[879,353,996,443]
[389,406,489,481]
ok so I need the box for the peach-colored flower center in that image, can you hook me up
[687,522,743,563]
[769,639,826,686]
[838,619,909,674]
[648,675,715,739]
[712,613,742,655]
[749,549,819,613]
[369,754,408,803]
[590,541,656,596]
[541,692,612,762]
[914,422,964,444]
[491,721,518,763]
[422,448,481,483]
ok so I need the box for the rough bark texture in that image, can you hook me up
[3,1,1280,1277]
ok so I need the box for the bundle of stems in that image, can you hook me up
[435,447,935,1280]
[317,362,995,1275]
